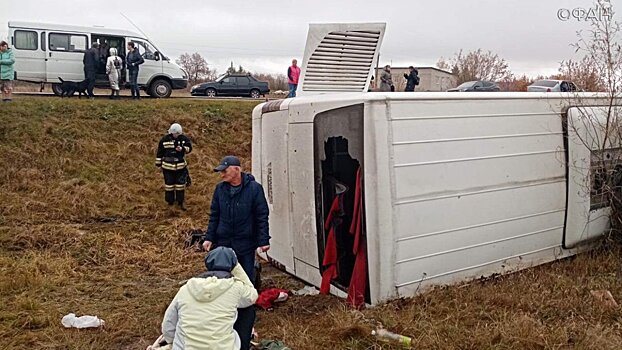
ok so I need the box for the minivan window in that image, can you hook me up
[49,33,87,52]
[15,30,38,50]
[132,40,156,60]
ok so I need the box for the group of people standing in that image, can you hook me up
[82,41,144,99]
[379,65,420,92]
[285,60,420,96]
[154,123,270,350]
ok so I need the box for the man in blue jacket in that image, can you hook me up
[126,42,144,100]
[202,155,270,350]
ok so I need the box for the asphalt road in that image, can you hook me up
[12,91,279,101]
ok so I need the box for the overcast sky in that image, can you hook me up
[0,0,615,77]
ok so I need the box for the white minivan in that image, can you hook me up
[8,21,188,97]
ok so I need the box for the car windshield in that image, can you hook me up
[532,80,558,88]
[456,81,477,89]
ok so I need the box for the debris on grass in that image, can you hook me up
[590,290,619,308]
[61,313,105,328]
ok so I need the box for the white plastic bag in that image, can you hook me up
[293,285,319,296]
[275,291,289,303]
[61,313,105,328]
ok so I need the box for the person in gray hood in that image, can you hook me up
[160,247,258,350]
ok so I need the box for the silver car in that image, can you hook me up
[527,79,578,92]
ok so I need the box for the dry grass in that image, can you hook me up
[1,97,622,350]
[257,248,622,350]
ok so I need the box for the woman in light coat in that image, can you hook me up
[160,247,258,350]
[379,65,393,92]
[105,47,122,99]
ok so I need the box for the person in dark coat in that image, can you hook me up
[126,42,144,99]
[404,66,420,92]
[202,155,270,350]
[83,42,99,98]
[155,123,193,210]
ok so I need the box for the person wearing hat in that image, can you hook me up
[155,123,193,210]
[202,155,270,350]
[160,247,258,350]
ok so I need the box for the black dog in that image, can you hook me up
[58,77,89,98]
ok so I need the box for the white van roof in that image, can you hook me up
[8,21,144,39]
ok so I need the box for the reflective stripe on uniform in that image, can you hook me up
[163,141,175,149]
[165,184,175,191]
[155,157,162,165]
[175,184,186,190]
[161,161,187,170]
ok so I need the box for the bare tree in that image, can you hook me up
[497,74,533,92]
[437,49,512,84]
[226,62,247,75]
[565,0,622,239]
[176,52,217,86]
[253,73,288,91]
[554,56,607,92]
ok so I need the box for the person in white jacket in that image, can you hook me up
[161,247,258,350]
[105,47,122,99]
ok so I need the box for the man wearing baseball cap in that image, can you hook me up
[203,155,270,350]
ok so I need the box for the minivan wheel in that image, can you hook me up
[52,83,63,96]
[149,79,172,98]
[250,89,260,98]
[205,88,216,97]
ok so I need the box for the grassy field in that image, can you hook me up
[1,97,621,350]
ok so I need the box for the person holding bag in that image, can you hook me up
[106,47,123,99]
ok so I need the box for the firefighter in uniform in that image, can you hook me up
[155,123,192,210]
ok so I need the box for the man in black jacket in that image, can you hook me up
[404,66,420,92]
[126,42,144,99]
[83,43,99,98]
[155,123,192,210]
[202,155,270,350]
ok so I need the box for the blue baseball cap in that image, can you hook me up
[214,155,241,172]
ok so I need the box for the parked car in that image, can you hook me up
[191,74,270,98]
[447,80,500,92]
[527,79,578,92]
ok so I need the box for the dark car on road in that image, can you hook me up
[447,80,500,92]
[191,74,270,98]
